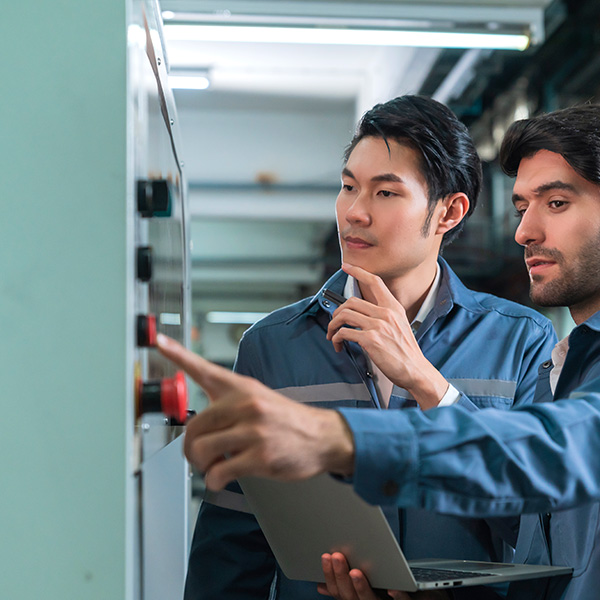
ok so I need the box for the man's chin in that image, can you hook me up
[342,257,374,273]
[529,284,565,308]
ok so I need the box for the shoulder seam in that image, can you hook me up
[456,299,553,331]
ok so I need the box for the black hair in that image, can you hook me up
[344,95,482,247]
[500,104,600,184]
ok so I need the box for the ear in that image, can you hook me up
[434,193,469,236]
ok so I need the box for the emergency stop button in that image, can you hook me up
[137,371,188,423]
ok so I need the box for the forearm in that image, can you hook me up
[340,386,600,515]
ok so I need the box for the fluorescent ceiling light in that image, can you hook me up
[169,75,210,90]
[159,312,182,325]
[206,311,270,324]
[164,24,529,51]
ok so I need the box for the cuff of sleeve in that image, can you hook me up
[337,407,420,507]
[454,391,480,412]
[437,383,460,407]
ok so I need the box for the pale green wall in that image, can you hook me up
[0,2,132,598]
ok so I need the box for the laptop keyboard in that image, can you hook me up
[411,567,495,582]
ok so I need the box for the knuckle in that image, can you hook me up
[187,438,209,471]
[238,386,267,414]
[249,396,270,420]
[241,375,262,394]
[332,327,344,339]
[344,298,357,311]
[364,330,377,344]
[253,444,277,474]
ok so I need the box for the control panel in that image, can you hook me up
[130,1,191,598]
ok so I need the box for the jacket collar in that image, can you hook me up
[291,257,476,325]
[571,309,600,339]
[286,270,348,324]
[418,257,484,331]
[436,256,483,311]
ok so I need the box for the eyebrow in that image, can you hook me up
[512,180,578,205]
[342,167,405,184]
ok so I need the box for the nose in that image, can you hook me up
[514,207,544,247]
[343,192,371,226]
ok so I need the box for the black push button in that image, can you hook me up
[136,246,153,281]
[137,179,172,217]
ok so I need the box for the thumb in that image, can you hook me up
[156,333,236,399]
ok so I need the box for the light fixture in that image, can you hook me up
[169,75,210,90]
[206,311,270,324]
[163,24,529,51]
[159,312,182,325]
[168,67,211,90]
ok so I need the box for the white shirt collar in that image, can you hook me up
[549,335,570,395]
[342,263,441,331]
[413,263,441,329]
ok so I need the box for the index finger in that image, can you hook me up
[156,333,236,398]
[341,263,396,307]
[321,554,339,598]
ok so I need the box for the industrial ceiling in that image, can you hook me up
[155,0,595,364]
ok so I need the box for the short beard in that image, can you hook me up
[528,233,600,309]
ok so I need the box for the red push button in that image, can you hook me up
[137,314,157,347]
[137,371,188,423]
[161,371,188,424]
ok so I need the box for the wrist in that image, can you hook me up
[317,409,355,476]
[406,363,449,410]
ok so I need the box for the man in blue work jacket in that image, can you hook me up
[160,103,600,600]
[313,105,600,600]
[173,96,556,600]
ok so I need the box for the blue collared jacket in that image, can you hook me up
[341,312,600,600]
[184,259,556,600]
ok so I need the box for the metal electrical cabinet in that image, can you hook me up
[0,1,191,598]
[131,2,192,599]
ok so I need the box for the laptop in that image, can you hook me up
[238,473,572,592]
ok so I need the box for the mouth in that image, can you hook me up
[343,236,374,250]
[526,257,557,276]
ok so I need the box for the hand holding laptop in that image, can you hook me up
[156,333,355,491]
[318,552,449,600]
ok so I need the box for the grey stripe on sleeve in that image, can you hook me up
[276,382,371,403]
[392,378,517,401]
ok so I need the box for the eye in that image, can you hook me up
[379,190,395,198]
[341,183,354,192]
[513,201,526,218]
[549,200,567,209]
